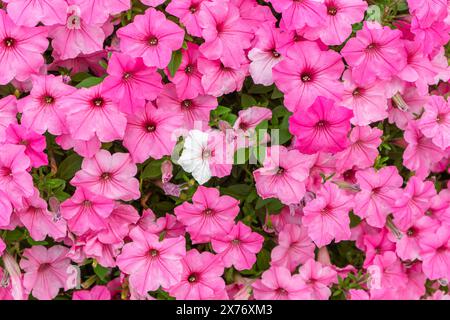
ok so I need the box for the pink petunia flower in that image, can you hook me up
[252,266,307,300]
[116,227,186,296]
[271,224,315,272]
[354,166,403,228]
[5,0,68,26]
[0,190,13,228]
[417,95,450,150]
[341,22,407,85]
[0,10,48,84]
[73,285,111,300]
[0,95,17,142]
[419,225,450,280]
[20,245,72,300]
[269,0,327,31]
[211,221,264,271]
[123,101,183,163]
[71,150,140,201]
[102,52,163,114]
[302,182,353,247]
[168,249,226,300]
[97,203,140,244]
[137,209,185,240]
[174,186,240,244]
[253,146,315,205]
[62,84,127,143]
[368,251,408,291]
[83,233,121,268]
[289,96,353,154]
[61,187,115,236]
[407,0,448,28]
[19,75,76,135]
[166,0,206,37]
[411,17,450,56]
[117,8,185,69]
[273,41,344,112]
[77,0,131,24]
[297,259,338,300]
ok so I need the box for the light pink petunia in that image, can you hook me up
[157,83,217,130]
[20,245,72,300]
[273,41,344,112]
[269,0,327,31]
[168,249,226,300]
[248,24,283,86]
[62,84,127,142]
[297,259,338,300]
[97,203,140,244]
[392,177,437,230]
[73,285,111,300]
[137,209,185,240]
[417,95,450,150]
[71,150,140,201]
[61,187,115,236]
[0,190,13,228]
[289,96,353,154]
[174,186,240,244]
[20,75,76,135]
[102,52,163,114]
[117,8,185,69]
[0,10,48,84]
[198,0,253,69]
[410,17,450,56]
[419,225,450,280]
[253,146,315,205]
[5,0,68,26]
[368,251,408,290]
[354,166,403,228]
[211,221,264,271]
[252,266,307,300]
[0,95,17,141]
[77,0,131,24]
[271,224,315,272]
[302,182,353,247]
[166,0,206,37]
[83,233,121,268]
[334,126,382,172]
[341,22,407,85]
[123,101,183,163]
[116,227,186,296]
[49,5,105,60]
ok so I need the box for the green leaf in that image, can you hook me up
[58,153,83,180]
[167,50,183,77]
[94,264,110,282]
[141,159,164,180]
[271,87,284,99]
[45,178,66,190]
[220,184,251,200]
[241,94,257,108]
[27,238,48,246]
[75,76,103,88]
[257,248,270,271]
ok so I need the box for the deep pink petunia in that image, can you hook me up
[102,52,163,114]
[166,0,206,37]
[273,41,344,112]
[289,96,353,154]
[419,225,450,280]
[116,227,186,296]
[211,221,264,271]
[117,8,185,68]
[174,186,240,243]
[123,101,183,163]
[417,95,450,151]
[71,150,140,201]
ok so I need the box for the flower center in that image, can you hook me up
[146,122,156,132]
[148,37,158,46]
[276,288,287,295]
[0,166,12,177]
[38,263,51,272]
[188,273,198,283]
[366,43,378,51]
[316,120,328,128]
[202,148,213,159]
[203,208,214,216]
[185,65,194,74]
[83,200,92,207]
[189,5,198,13]
[232,239,240,245]
[92,97,104,107]
[272,50,281,58]
[277,167,285,175]
[406,228,416,237]
[149,249,159,257]
[301,73,312,82]
[123,72,132,80]
[436,113,446,124]
[182,100,192,108]
[43,95,55,104]
[101,172,111,180]
[3,37,15,48]
[67,15,81,30]
[352,88,361,97]
[327,6,338,16]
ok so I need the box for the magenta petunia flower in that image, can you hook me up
[116,227,186,296]
[269,0,327,31]
[354,166,403,228]
[168,249,226,300]
[166,0,206,37]
[0,190,13,228]
[419,225,450,280]
[302,182,353,247]
[407,0,448,28]
[297,259,338,300]
[211,221,264,271]
[123,101,183,163]
[5,0,68,27]
[174,186,240,244]
[62,84,127,143]
[71,150,140,201]
[417,95,450,150]
[20,245,72,300]
[0,95,17,141]
[117,8,185,69]
[273,41,344,112]
[271,224,315,272]
[289,96,353,154]
[0,10,48,84]
[102,52,163,114]
[19,75,76,135]
[61,187,115,236]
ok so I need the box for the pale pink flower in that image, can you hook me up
[56,133,101,159]
[0,10,48,84]
[63,84,127,142]
[116,228,186,295]
[123,101,183,163]
[83,233,121,268]
[71,150,140,201]
[354,166,403,228]
[174,186,240,243]
[20,245,72,300]
[20,75,76,135]
[0,95,17,142]
[417,95,450,150]
[137,209,185,239]
[211,221,264,271]
[419,225,450,280]
[273,41,344,112]
[271,224,315,272]
[270,0,327,31]
[166,0,205,37]
[168,249,226,300]
[290,96,352,154]
[102,52,163,114]
[297,259,338,300]
[117,8,185,68]
[73,285,111,300]
[302,182,353,247]
[77,0,131,24]
[5,0,68,26]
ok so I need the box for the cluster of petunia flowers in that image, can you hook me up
[0,0,449,301]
